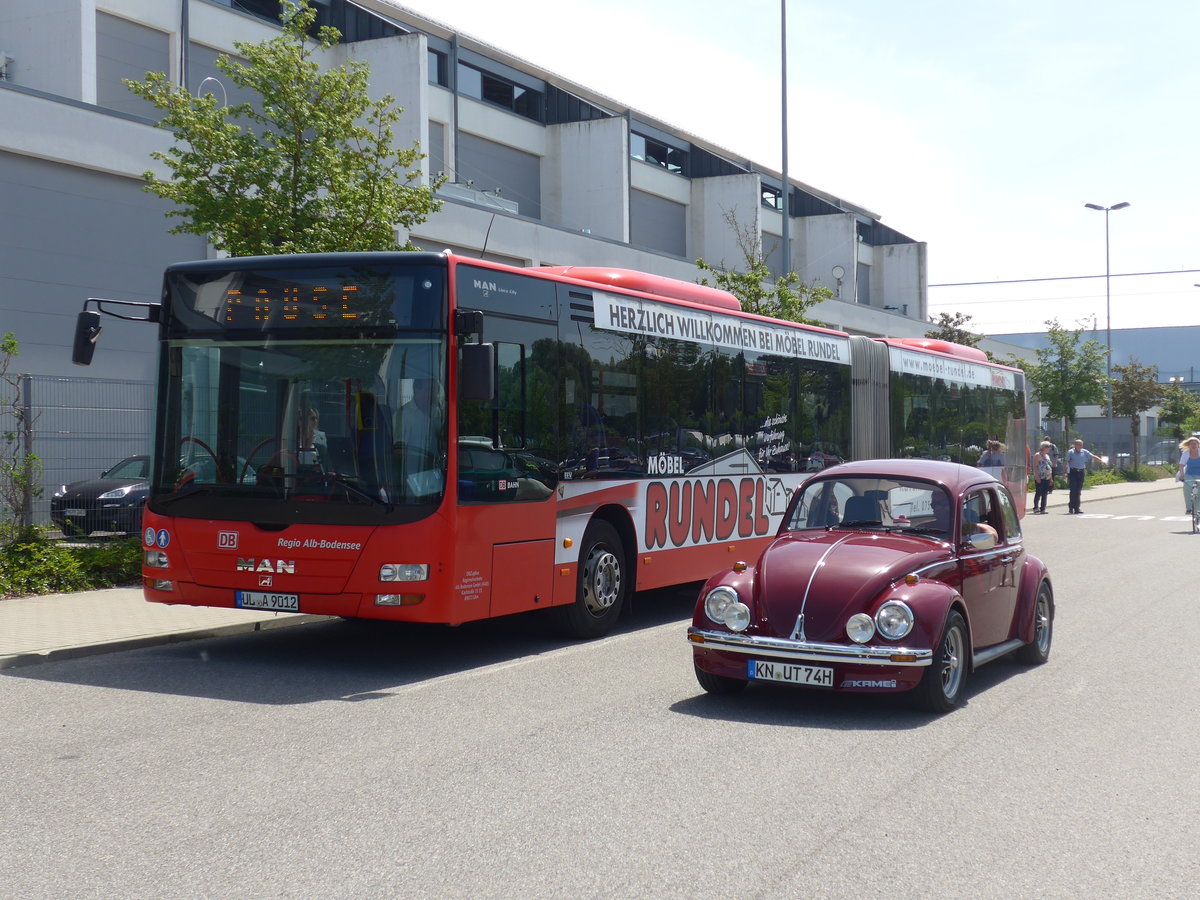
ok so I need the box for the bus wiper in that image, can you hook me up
[156,483,219,505]
[323,474,394,511]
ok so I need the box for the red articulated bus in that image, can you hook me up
[73,252,1026,637]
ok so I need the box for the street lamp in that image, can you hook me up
[1084,201,1130,463]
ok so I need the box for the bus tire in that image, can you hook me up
[556,519,627,639]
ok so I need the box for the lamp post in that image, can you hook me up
[1084,201,1130,463]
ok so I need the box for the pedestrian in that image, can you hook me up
[1042,436,1060,475]
[977,440,1006,467]
[1064,438,1104,514]
[1032,441,1054,514]
[1177,436,1200,515]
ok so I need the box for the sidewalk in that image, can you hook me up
[0,478,1179,669]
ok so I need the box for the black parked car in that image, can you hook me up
[51,455,150,536]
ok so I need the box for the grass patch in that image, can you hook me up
[0,533,141,599]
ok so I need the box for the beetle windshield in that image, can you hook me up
[784,476,952,539]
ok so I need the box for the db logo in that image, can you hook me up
[218,531,239,549]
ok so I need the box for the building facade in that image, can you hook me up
[1,0,933,385]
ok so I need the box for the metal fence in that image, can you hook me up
[2,374,154,530]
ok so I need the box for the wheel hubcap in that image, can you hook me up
[1035,594,1051,652]
[940,626,964,699]
[582,546,620,616]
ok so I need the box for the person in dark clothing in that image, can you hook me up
[1064,438,1104,514]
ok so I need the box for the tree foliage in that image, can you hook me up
[1158,382,1199,441]
[696,208,830,325]
[125,0,441,256]
[1109,359,1160,468]
[1,333,43,542]
[925,311,984,348]
[1020,319,1109,431]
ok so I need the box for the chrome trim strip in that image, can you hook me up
[689,628,933,667]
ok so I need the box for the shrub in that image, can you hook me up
[0,534,141,598]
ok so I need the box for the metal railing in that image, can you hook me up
[1,374,153,531]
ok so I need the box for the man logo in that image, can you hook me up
[259,575,273,587]
[218,531,239,549]
[237,558,296,574]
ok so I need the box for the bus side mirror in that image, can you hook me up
[460,343,495,401]
[72,310,102,366]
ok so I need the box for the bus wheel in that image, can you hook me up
[556,520,627,639]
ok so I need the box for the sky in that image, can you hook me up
[383,0,1200,335]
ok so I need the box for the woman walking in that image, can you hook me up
[1032,442,1054,514]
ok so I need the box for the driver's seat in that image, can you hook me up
[842,495,880,524]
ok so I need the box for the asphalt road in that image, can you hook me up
[2,488,1198,899]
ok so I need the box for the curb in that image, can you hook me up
[0,613,330,670]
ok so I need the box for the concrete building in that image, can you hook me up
[0,0,935,387]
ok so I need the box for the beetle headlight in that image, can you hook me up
[876,601,914,640]
[724,602,751,632]
[704,586,738,625]
[704,586,750,631]
[846,613,875,643]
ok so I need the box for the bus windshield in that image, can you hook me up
[151,260,447,525]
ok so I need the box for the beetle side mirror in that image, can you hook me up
[968,531,996,551]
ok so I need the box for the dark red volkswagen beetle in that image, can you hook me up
[687,459,1053,712]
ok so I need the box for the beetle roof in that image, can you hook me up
[812,458,1001,494]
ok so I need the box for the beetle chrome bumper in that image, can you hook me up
[687,627,933,667]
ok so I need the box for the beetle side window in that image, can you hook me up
[996,488,1021,541]
[963,489,1003,543]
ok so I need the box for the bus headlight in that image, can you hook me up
[876,601,914,640]
[144,550,169,568]
[380,563,429,582]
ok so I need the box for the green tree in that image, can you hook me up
[696,208,830,325]
[1158,382,1199,441]
[1,333,43,542]
[1109,359,1160,468]
[1018,319,1108,435]
[924,311,984,348]
[125,0,440,256]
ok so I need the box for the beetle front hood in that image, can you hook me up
[755,531,953,641]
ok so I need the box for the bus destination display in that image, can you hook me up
[223,283,367,327]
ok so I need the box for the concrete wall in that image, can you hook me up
[544,117,628,242]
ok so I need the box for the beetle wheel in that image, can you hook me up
[914,611,968,713]
[1015,582,1053,665]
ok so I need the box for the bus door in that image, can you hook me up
[453,267,561,618]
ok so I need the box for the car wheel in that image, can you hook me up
[1014,582,1053,665]
[694,661,747,695]
[914,610,968,713]
[554,519,627,639]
